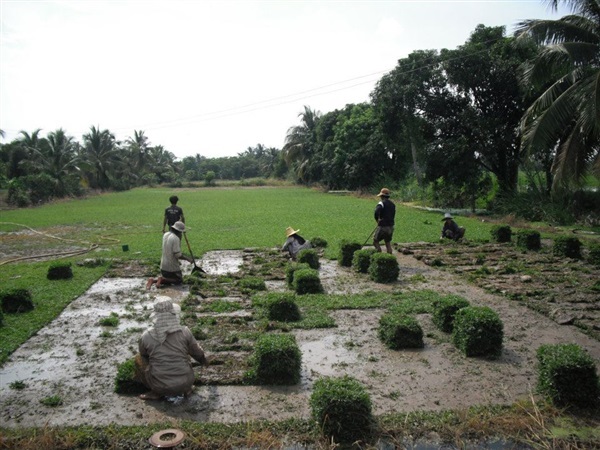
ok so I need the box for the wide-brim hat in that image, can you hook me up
[171,221,186,232]
[286,226,299,237]
[442,213,453,221]
[377,188,391,197]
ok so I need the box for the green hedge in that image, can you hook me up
[352,248,377,274]
[285,262,310,288]
[310,375,373,443]
[247,334,302,385]
[516,230,541,251]
[536,343,600,408]
[297,248,320,269]
[378,313,424,349]
[338,240,362,267]
[553,236,582,259]
[491,225,512,243]
[432,295,470,333]
[368,252,399,283]
[452,306,503,359]
[293,268,323,295]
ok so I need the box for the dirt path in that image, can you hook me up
[1,248,599,428]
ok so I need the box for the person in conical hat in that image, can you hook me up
[146,221,195,289]
[373,188,396,254]
[281,226,312,260]
[440,212,466,241]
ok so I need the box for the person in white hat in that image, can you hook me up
[146,221,195,289]
[136,300,207,400]
[440,213,466,241]
[373,188,396,254]
[281,226,312,260]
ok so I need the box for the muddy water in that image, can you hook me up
[1,250,600,428]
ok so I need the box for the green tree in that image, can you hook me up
[515,0,600,190]
[125,130,150,183]
[81,126,120,189]
[283,106,321,183]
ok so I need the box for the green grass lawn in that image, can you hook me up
[0,186,495,364]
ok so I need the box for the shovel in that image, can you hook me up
[183,233,206,275]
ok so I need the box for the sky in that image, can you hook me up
[1,1,569,160]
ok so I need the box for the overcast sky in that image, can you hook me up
[1,1,568,159]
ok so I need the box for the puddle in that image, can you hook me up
[200,250,243,275]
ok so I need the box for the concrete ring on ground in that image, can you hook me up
[148,428,186,448]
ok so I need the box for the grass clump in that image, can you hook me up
[310,375,374,443]
[293,268,323,295]
[98,312,119,327]
[310,236,328,248]
[368,252,399,283]
[338,240,362,267]
[297,248,320,269]
[246,333,301,385]
[39,395,63,407]
[536,343,600,408]
[491,225,512,243]
[516,230,541,251]
[553,236,582,259]
[238,276,267,292]
[0,288,34,314]
[47,262,73,280]
[452,306,503,359]
[586,242,600,266]
[285,262,310,288]
[352,248,377,273]
[378,313,424,349]
[114,357,146,395]
[432,294,470,333]
[253,293,301,322]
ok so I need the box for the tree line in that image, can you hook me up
[1,0,599,223]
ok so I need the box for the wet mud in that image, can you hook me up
[1,247,599,429]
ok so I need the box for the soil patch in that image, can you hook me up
[1,246,599,429]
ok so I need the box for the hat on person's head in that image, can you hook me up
[442,213,453,221]
[171,221,186,232]
[286,227,299,237]
[377,188,391,197]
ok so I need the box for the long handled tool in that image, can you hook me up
[183,233,206,275]
[363,225,378,247]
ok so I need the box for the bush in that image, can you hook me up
[516,230,541,251]
[0,309,3,327]
[293,268,323,295]
[238,276,267,291]
[247,334,301,384]
[452,306,503,359]
[586,242,600,266]
[491,225,512,243]
[553,236,582,259]
[432,295,470,333]
[378,313,424,349]
[47,262,73,280]
[536,343,600,408]
[297,248,320,269]
[260,293,301,322]
[310,375,373,443]
[114,358,146,395]
[285,262,310,288]
[368,252,399,283]
[0,288,35,314]
[352,248,377,274]
[338,240,362,267]
[310,236,328,248]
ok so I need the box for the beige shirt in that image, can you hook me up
[139,326,206,396]
[160,231,183,272]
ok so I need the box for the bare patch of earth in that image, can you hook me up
[1,246,599,429]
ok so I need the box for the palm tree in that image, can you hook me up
[283,106,321,182]
[82,125,120,189]
[126,130,150,180]
[515,0,600,190]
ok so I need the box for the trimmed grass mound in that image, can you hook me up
[452,306,504,359]
[368,252,399,283]
[378,313,424,349]
[246,333,302,385]
[432,294,470,333]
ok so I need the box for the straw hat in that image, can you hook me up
[171,221,186,232]
[377,188,391,197]
[442,213,453,221]
[286,227,299,237]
